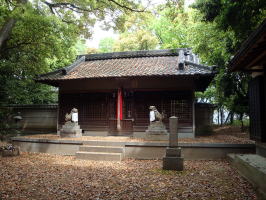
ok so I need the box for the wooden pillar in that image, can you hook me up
[57,90,61,135]
[192,90,195,138]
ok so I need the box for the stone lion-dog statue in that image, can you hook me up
[65,108,78,122]
[149,106,164,122]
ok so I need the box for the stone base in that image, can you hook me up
[60,122,82,138]
[145,121,168,140]
[163,156,184,171]
[163,147,184,171]
[146,121,168,134]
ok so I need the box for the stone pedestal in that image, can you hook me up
[163,116,184,171]
[60,122,82,138]
[145,121,168,140]
[146,121,168,135]
[163,147,184,171]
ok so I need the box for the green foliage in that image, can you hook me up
[152,1,190,49]
[113,29,159,51]
[113,12,159,51]
[191,0,265,124]
[75,39,87,55]
[192,0,266,42]
[0,1,77,105]
[99,37,115,53]
[0,0,145,105]
[232,119,250,127]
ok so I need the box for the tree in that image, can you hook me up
[152,0,190,49]
[113,29,158,51]
[0,0,144,50]
[99,37,115,53]
[0,0,145,105]
[191,0,266,127]
[112,11,159,51]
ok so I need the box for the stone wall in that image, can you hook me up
[10,104,58,134]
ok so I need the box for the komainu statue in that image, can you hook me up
[149,106,164,123]
[65,108,78,123]
[60,108,81,138]
[146,105,168,136]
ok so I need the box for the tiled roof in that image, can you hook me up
[37,49,214,82]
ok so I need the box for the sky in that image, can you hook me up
[86,0,195,48]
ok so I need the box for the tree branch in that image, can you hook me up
[42,0,145,15]
[43,1,93,13]
[107,0,145,12]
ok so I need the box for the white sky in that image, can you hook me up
[86,0,195,48]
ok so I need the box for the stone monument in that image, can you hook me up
[162,116,184,171]
[60,108,82,138]
[144,106,168,140]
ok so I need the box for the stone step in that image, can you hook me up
[178,128,193,133]
[83,140,126,147]
[79,145,124,153]
[83,131,108,136]
[76,151,122,161]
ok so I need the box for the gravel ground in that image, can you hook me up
[0,152,256,200]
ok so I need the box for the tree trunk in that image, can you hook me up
[217,109,220,125]
[220,108,224,125]
[0,18,16,50]
[224,111,232,124]
[230,112,234,124]
[239,113,244,132]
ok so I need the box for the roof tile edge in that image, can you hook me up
[78,48,187,61]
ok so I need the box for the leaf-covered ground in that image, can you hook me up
[0,153,256,200]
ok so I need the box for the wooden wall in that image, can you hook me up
[249,76,266,142]
[58,90,193,134]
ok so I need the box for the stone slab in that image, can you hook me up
[163,156,184,171]
[79,145,124,153]
[256,142,266,158]
[228,154,266,200]
[76,151,122,161]
[83,131,108,137]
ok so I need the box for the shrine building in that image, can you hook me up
[36,49,215,138]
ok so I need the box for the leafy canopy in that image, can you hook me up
[0,0,145,104]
